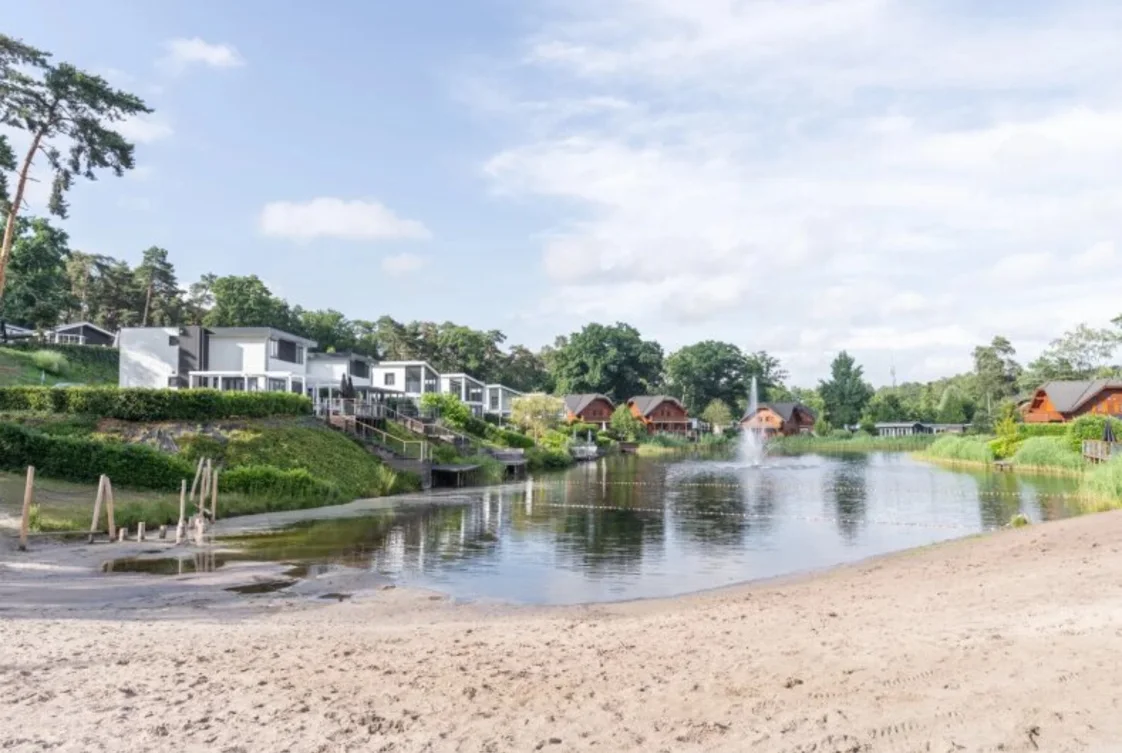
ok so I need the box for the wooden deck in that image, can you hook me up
[1083,440,1122,464]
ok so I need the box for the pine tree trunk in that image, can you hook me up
[141,279,152,327]
[0,129,47,303]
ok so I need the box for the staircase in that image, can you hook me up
[323,412,433,490]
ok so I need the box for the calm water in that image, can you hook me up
[212,452,1082,604]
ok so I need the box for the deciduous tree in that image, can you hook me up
[700,399,733,430]
[549,322,663,401]
[609,404,646,442]
[511,393,564,441]
[664,341,749,414]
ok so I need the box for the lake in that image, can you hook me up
[198,452,1083,604]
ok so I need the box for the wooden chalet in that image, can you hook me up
[563,394,616,430]
[740,402,816,437]
[1022,380,1122,423]
[627,395,690,435]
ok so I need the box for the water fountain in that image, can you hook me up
[738,375,766,466]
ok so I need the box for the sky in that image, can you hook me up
[6,0,1122,387]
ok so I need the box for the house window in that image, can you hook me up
[269,339,278,357]
[351,359,370,379]
[267,378,287,392]
[384,373,396,387]
[296,345,305,365]
[169,335,179,347]
[291,379,303,394]
[490,393,500,410]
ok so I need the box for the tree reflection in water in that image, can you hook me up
[826,454,869,542]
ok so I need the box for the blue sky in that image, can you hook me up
[7,0,1122,386]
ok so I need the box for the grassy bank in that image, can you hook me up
[0,344,118,387]
[0,407,418,531]
[770,433,936,454]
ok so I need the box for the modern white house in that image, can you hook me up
[485,384,523,420]
[306,351,378,396]
[118,325,317,393]
[371,360,441,400]
[440,372,487,416]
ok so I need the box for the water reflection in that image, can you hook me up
[226,453,1084,605]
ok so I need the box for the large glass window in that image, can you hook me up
[405,366,422,394]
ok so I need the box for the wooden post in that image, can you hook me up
[189,457,205,504]
[199,460,211,517]
[175,479,187,545]
[158,524,167,540]
[88,475,107,544]
[18,466,35,552]
[136,521,146,542]
[209,468,219,522]
[193,515,204,547]
[104,477,116,541]
[117,527,126,543]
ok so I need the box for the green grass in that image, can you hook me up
[771,433,936,454]
[1010,437,1087,472]
[920,435,995,464]
[0,346,118,386]
[1079,456,1122,511]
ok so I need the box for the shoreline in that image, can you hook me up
[4,512,1122,750]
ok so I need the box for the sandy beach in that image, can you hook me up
[3,512,1122,753]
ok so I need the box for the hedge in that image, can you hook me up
[0,386,311,421]
[0,341,119,368]
[0,422,193,489]
[1018,423,1068,438]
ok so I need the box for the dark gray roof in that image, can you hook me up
[564,394,614,415]
[627,395,685,417]
[742,401,816,422]
[1040,380,1122,413]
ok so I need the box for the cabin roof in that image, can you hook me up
[742,401,816,423]
[564,393,614,415]
[1037,380,1122,413]
[54,321,116,338]
[209,326,318,347]
[628,395,686,417]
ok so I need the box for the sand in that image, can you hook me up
[3,512,1122,753]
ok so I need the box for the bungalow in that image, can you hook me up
[486,384,523,420]
[740,402,816,437]
[628,395,690,435]
[440,372,487,417]
[371,360,440,401]
[873,422,932,438]
[118,325,316,393]
[1022,380,1122,423]
[563,394,616,430]
[45,322,116,347]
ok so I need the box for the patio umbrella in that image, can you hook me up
[1104,418,1117,443]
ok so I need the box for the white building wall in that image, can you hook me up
[307,358,347,385]
[372,364,408,393]
[118,327,179,388]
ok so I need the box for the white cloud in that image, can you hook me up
[381,253,428,276]
[161,38,244,71]
[258,198,432,242]
[477,0,1122,384]
[116,114,174,143]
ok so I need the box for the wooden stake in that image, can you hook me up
[136,521,146,542]
[175,479,187,545]
[209,468,219,522]
[104,478,116,541]
[189,457,205,504]
[199,460,211,517]
[18,466,34,552]
[158,524,167,540]
[88,475,107,544]
[117,527,126,543]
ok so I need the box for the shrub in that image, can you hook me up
[0,422,193,489]
[925,435,994,464]
[829,429,853,440]
[609,404,645,442]
[0,387,311,421]
[1011,436,1085,471]
[419,392,471,428]
[526,447,573,471]
[30,350,69,376]
[1009,513,1030,528]
[1064,415,1121,453]
[540,429,572,453]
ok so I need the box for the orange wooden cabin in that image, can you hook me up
[627,395,690,435]
[740,402,817,437]
[1022,380,1122,423]
[563,394,616,429]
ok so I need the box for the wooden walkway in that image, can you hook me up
[1083,440,1122,464]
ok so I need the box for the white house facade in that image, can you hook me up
[306,351,377,395]
[485,384,522,419]
[440,372,487,416]
[118,326,316,393]
[371,361,441,400]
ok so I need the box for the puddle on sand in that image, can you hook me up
[224,580,296,595]
[319,592,352,601]
[101,556,230,575]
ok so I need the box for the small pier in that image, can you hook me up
[1082,440,1122,464]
